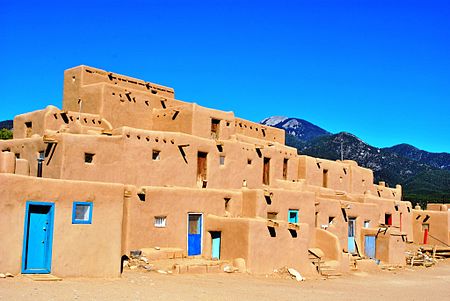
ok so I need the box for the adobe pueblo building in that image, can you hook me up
[0,65,449,278]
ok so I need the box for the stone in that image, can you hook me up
[129,265,138,270]
[288,268,304,281]
[156,270,167,274]
[140,256,149,263]
[154,246,161,250]
[5,273,13,278]
[233,258,246,273]
[130,250,142,259]
[0,273,5,278]
[223,265,234,273]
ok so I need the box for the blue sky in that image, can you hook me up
[1,0,449,152]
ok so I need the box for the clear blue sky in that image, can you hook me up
[1,0,449,152]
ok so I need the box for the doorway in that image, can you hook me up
[348,217,356,254]
[210,231,221,260]
[22,202,55,274]
[188,213,203,256]
[197,152,208,187]
[364,236,376,259]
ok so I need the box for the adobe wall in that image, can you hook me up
[0,174,125,277]
[123,187,242,252]
[62,66,181,131]
[374,229,406,265]
[40,127,299,190]
[412,209,449,246]
[245,220,314,275]
[241,189,316,241]
[315,197,379,254]
[0,138,62,179]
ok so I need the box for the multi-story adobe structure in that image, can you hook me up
[0,65,448,278]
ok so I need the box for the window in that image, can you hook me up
[25,121,32,138]
[322,169,328,188]
[197,152,208,185]
[37,151,45,177]
[152,150,161,160]
[84,153,95,163]
[329,216,335,225]
[219,155,225,166]
[247,159,252,165]
[364,220,370,228]
[288,209,299,223]
[283,158,288,180]
[72,202,93,224]
[211,119,220,139]
[263,157,270,185]
[154,216,167,228]
[267,212,278,220]
[385,213,392,226]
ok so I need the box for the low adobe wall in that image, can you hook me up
[0,174,125,277]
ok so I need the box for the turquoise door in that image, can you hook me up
[22,202,55,274]
[348,218,356,254]
[188,213,202,256]
[211,231,221,259]
[364,236,376,259]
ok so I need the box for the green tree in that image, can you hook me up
[0,128,13,140]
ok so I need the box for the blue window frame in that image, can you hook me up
[72,202,93,224]
[288,209,299,223]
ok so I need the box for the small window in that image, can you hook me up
[267,212,278,220]
[329,216,335,225]
[219,155,225,166]
[247,159,252,165]
[288,209,299,223]
[385,213,392,226]
[224,197,231,210]
[25,121,33,138]
[152,150,161,160]
[84,153,95,163]
[322,169,328,188]
[72,202,93,224]
[211,118,220,139]
[364,220,370,228]
[154,216,167,228]
[282,158,288,180]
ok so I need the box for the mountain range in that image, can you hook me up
[261,116,450,206]
[0,120,13,130]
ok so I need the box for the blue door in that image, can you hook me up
[22,202,55,274]
[211,231,221,259]
[188,213,202,256]
[348,218,356,254]
[364,236,376,259]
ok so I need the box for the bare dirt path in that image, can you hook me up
[1,261,450,301]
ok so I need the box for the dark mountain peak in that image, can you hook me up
[385,143,450,170]
[261,116,330,142]
[0,120,13,130]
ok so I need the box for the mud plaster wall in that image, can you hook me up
[124,187,242,252]
[246,220,314,275]
[412,210,449,246]
[0,174,124,277]
[315,198,379,254]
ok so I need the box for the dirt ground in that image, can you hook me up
[1,260,450,301]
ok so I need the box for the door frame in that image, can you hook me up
[187,212,203,256]
[21,201,55,274]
